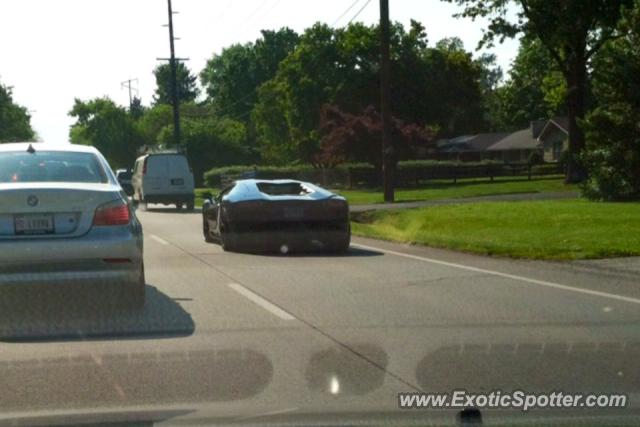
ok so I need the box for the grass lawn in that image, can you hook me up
[196,176,575,207]
[336,176,575,205]
[351,199,640,260]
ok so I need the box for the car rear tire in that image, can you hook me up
[328,225,351,254]
[219,226,238,252]
[203,219,215,243]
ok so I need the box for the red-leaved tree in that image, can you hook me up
[316,104,436,168]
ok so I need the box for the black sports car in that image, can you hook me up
[202,179,350,253]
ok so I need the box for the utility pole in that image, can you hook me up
[379,0,394,203]
[161,0,182,151]
[121,78,138,109]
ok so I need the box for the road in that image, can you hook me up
[1,206,639,425]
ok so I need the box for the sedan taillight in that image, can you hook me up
[93,201,130,226]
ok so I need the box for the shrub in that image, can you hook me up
[581,105,640,201]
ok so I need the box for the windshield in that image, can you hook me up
[1,1,639,426]
[0,151,108,184]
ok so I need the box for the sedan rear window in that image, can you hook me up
[0,151,108,184]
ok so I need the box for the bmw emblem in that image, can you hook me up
[27,195,39,207]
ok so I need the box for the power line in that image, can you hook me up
[199,0,373,120]
[241,0,271,27]
[215,0,234,22]
[331,0,361,27]
[347,0,373,24]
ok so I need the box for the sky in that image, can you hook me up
[0,0,519,144]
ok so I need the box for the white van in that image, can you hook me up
[132,153,195,210]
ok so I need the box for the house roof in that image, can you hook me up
[487,128,541,151]
[538,116,569,140]
[439,132,510,153]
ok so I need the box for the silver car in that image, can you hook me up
[0,143,145,308]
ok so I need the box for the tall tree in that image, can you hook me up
[581,1,640,200]
[0,81,35,142]
[68,98,141,169]
[200,28,299,119]
[153,63,199,105]
[494,37,565,130]
[445,0,633,182]
[253,22,487,164]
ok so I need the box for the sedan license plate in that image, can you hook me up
[171,178,184,186]
[14,214,55,235]
[283,207,304,219]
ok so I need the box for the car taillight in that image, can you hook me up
[93,202,130,226]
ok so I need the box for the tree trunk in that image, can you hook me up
[564,56,588,183]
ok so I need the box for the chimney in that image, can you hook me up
[531,119,547,138]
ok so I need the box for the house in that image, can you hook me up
[485,128,541,162]
[537,117,569,162]
[436,133,511,162]
[434,117,568,163]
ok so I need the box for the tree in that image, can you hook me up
[68,98,142,169]
[445,0,634,182]
[153,63,199,105]
[157,117,249,185]
[253,22,486,164]
[581,1,640,200]
[0,81,35,142]
[317,104,435,168]
[493,37,565,130]
[200,28,299,119]
[129,96,145,120]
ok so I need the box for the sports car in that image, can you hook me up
[202,179,350,253]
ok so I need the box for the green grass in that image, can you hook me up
[351,199,640,260]
[196,176,574,207]
[337,176,574,205]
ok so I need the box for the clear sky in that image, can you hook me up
[0,0,518,144]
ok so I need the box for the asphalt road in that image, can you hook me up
[1,206,639,425]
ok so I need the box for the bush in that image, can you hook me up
[527,150,544,166]
[203,160,514,188]
[581,105,640,201]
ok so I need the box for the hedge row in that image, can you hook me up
[203,160,509,187]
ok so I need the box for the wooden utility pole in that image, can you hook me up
[121,78,138,109]
[167,0,181,149]
[379,0,394,203]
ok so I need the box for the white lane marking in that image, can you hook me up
[352,243,640,305]
[228,283,296,320]
[149,234,169,245]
